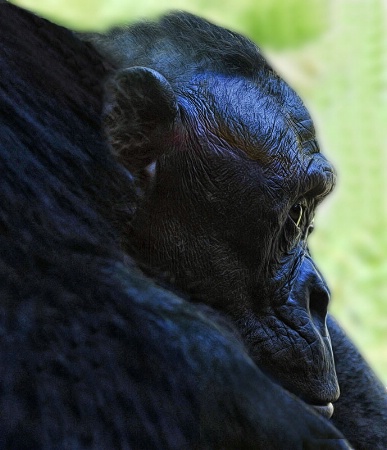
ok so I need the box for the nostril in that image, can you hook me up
[309,289,330,333]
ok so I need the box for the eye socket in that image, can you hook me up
[289,203,304,227]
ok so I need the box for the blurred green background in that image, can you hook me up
[12,0,387,383]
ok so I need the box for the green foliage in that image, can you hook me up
[234,0,328,49]
[292,0,387,383]
[10,0,165,30]
[10,0,327,49]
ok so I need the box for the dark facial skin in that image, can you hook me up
[129,71,339,415]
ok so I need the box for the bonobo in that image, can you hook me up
[0,4,354,449]
[89,12,339,415]
[84,11,387,449]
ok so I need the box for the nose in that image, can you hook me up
[291,254,330,336]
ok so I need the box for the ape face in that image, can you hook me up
[95,14,339,419]
[127,71,339,415]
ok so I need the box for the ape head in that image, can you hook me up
[87,12,339,418]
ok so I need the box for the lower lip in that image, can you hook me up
[311,402,334,419]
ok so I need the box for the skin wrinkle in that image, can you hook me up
[275,250,305,298]
[271,332,318,368]
[179,75,332,218]
[277,306,320,345]
[247,316,323,372]
[192,75,332,206]
[189,89,335,394]
[248,320,335,387]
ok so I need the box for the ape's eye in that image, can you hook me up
[289,203,303,227]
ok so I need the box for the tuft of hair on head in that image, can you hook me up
[82,12,271,85]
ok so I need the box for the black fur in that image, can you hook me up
[0,5,351,449]
[0,4,383,450]
[83,11,387,450]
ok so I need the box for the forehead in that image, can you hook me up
[185,72,335,202]
[204,74,318,165]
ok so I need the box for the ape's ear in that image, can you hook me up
[104,67,180,173]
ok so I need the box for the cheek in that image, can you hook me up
[146,152,287,280]
[236,309,339,403]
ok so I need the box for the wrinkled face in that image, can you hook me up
[129,71,339,413]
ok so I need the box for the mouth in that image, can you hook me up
[310,402,334,419]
